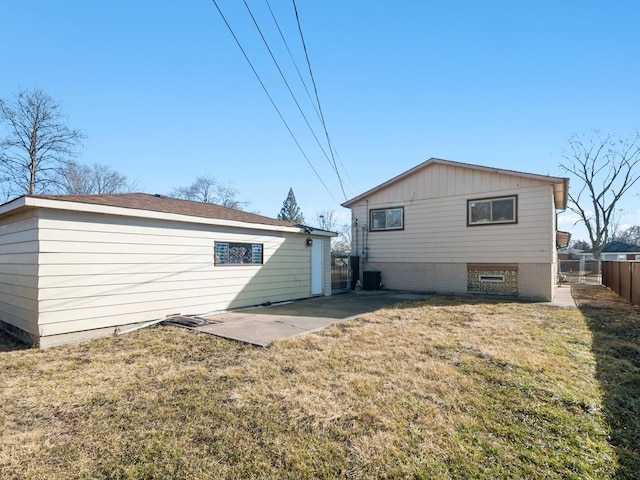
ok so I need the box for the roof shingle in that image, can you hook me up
[33,193,297,228]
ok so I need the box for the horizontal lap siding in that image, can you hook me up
[354,164,554,265]
[0,212,39,335]
[37,211,310,336]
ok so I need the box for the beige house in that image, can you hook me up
[0,194,335,348]
[342,158,569,301]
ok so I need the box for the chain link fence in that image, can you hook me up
[558,259,601,284]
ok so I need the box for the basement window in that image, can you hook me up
[370,207,404,231]
[479,274,505,283]
[468,264,518,295]
[215,242,263,265]
[468,195,517,225]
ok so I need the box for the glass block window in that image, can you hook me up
[214,242,263,265]
[468,196,517,225]
[468,263,518,295]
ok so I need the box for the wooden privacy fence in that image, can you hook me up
[602,261,640,306]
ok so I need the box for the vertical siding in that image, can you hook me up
[36,210,313,337]
[353,188,554,264]
[349,163,558,297]
[0,211,39,338]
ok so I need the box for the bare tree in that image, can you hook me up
[560,130,640,259]
[0,88,84,196]
[332,223,352,254]
[613,225,640,246]
[169,175,245,209]
[315,209,338,231]
[58,161,138,195]
[314,209,352,254]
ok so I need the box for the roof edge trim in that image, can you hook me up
[342,157,569,207]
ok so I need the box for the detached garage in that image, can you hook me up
[0,194,335,348]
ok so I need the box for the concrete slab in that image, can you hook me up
[196,290,424,347]
[197,314,341,347]
[539,285,577,308]
[190,286,577,347]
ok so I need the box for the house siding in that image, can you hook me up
[350,163,558,300]
[35,209,315,341]
[0,210,40,341]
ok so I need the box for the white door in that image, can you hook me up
[311,239,323,295]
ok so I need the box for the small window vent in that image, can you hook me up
[479,274,505,283]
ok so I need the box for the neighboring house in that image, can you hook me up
[0,194,335,348]
[578,241,640,261]
[342,158,569,301]
[557,247,583,261]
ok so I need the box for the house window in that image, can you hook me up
[468,195,517,225]
[370,207,404,231]
[214,242,263,265]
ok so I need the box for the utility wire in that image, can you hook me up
[242,0,336,173]
[264,0,322,123]
[210,0,339,205]
[267,0,357,197]
[292,0,348,201]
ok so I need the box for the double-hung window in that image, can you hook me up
[468,196,517,225]
[214,242,263,265]
[370,207,404,231]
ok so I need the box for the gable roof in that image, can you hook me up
[342,158,569,209]
[0,193,332,234]
[576,241,640,255]
[33,193,295,227]
[601,241,640,253]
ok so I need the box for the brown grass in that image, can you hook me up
[1,288,636,479]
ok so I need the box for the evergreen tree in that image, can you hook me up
[571,239,591,251]
[277,188,304,224]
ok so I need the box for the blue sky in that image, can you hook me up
[2,1,639,241]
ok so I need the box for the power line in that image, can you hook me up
[264,0,321,123]
[242,0,337,173]
[210,0,339,205]
[292,0,348,201]
[268,0,357,197]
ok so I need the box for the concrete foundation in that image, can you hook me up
[360,261,554,301]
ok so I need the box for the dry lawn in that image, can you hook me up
[1,287,638,479]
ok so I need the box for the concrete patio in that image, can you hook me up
[185,287,575,347]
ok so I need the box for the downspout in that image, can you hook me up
[363,200,369,261]
[352,211,358,256]
[350,212,360,290]
[362,200,370,286]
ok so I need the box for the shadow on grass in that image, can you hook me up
[247,289,517,321]
[0,330,33,353]
[573,285,640,479]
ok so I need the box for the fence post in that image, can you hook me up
[632,263,640,306]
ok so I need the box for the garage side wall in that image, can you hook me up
[36,210,312,346]
[0,211,40,343]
